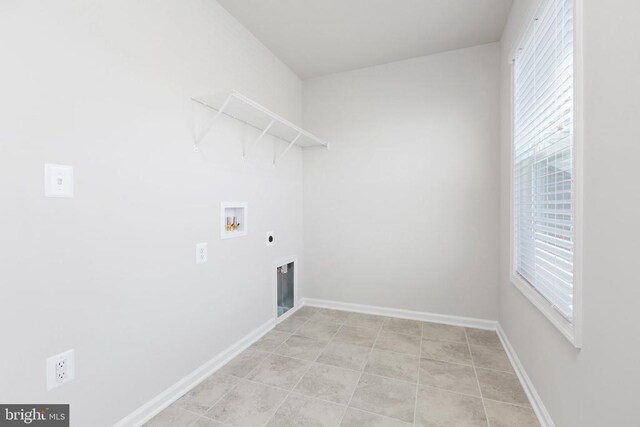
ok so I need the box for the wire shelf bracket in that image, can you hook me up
[191,91,330,164]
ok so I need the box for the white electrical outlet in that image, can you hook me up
[266,231,275,247]
[44,164,74,198]
[196,242,208,264]
[46,349,75,390]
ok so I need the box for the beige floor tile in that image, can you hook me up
[247,354,311,390]
[266,393,345,427]
[191,417,226,426]
[293,306,320,318]
[419,358,480,397]
[334,325,379,347]
[312,309,351,324]
[340,408,412,426]
[219,348,270,378]
[465,328,501,348]
[415,386,487,427]
[470,344,513,372]
[484,400,540,427]
[364,349,419,383]
[174,372,239,413]
[422,322,467,343]
[421,339,473,365]
[349,374,416,423]
[317,341,371,371]
[205,380,287,426]
[296,321,342,341]
[275,334,328,361]
[345,313,386,330]
[294,363,361,404]
[144,404,199,427]
[374,332,421,356]
[251,330,292,352]
[275,316,308,333]
[382,318,422,336]
[476,368,530,407]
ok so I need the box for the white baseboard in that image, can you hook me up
[301,298,498,330]
[497,324,554,427]
[114,299,551,427]
[114,303,308,426]
[114,316,277,426]
[303,297,552,427]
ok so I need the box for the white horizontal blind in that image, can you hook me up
[514,0,575,320]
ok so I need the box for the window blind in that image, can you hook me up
[513,0,575,320]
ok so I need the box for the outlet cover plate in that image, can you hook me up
[46,349,75,391]
[196,242,208,264]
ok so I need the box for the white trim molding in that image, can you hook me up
[116,299,553,427]
[497,324,555,427]
[302,298,498,331]
[114,296,309,425]
[113,314,278,426]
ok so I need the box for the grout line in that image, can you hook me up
[170,310,527,427]
[410,383,484,400]
[187,360,492,427]
[412,319,424,426]
[365,346,419,361]
[181,305,311,425]
[194,375,247,424]
[481,397,535,410]
[484,397,535,412]
[251,374,489,408]
[185,405,233,427]
[172,390,235,426]
[225,352,420,386]
[337,312,385,426]
[472,365,518,374]
[190,414,233,427]
[378,329,425,340]
[465,328,491,427]
[179,407,206,417]
[249,330,531,411]
[343,407,414,426]
[151,310,333,425]
[421,337,469,345]
[193,323,306,425]
[260,312,343,427]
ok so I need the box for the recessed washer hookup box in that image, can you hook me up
[0,405,69,427]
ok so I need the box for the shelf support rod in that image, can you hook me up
[244,120,274,158]
[274,132,301,165]
[194,93,233,149]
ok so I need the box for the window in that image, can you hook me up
[512,0,580,343]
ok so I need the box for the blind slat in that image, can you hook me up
[513,0,575,322]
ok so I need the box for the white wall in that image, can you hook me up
[499,1,640,426]
[302,44,501,320]
[0,1,304,425]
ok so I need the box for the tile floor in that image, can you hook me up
[145,307,539,427]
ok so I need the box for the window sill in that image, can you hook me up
[510,273,582,349]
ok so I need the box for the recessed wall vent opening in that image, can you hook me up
[277,261,295,317]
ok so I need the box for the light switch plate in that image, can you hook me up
[45,164,74,198]
[196,242,208,264]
